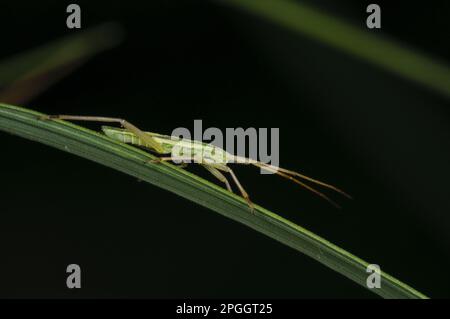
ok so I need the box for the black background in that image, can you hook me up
[1,0,449,298]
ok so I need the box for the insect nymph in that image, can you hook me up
[42,115,351,210]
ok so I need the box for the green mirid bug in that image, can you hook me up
[42,115,351,210]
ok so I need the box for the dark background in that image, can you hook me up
[1,0,449,298]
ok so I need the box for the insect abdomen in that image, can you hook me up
[102,126,140,144]
[102,126,173,153]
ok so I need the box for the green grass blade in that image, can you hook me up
[0,103,428,299]
[220,0,450,98]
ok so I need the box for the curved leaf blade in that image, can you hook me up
[0,103,428,299]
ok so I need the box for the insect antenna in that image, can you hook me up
[254,162,351,199]
[252,162,351,208]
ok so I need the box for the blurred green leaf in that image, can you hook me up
[221,0,450,98]
[0,23,123,104]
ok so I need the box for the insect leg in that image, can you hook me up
[218,166,254,211]
[40,115,165,154]
[150,156,234,193]
[203,164,233,193]
[148,157,189,168]
[144,153,253,210]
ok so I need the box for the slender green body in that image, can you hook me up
[101,126,240,168]
[41,114,349,209]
